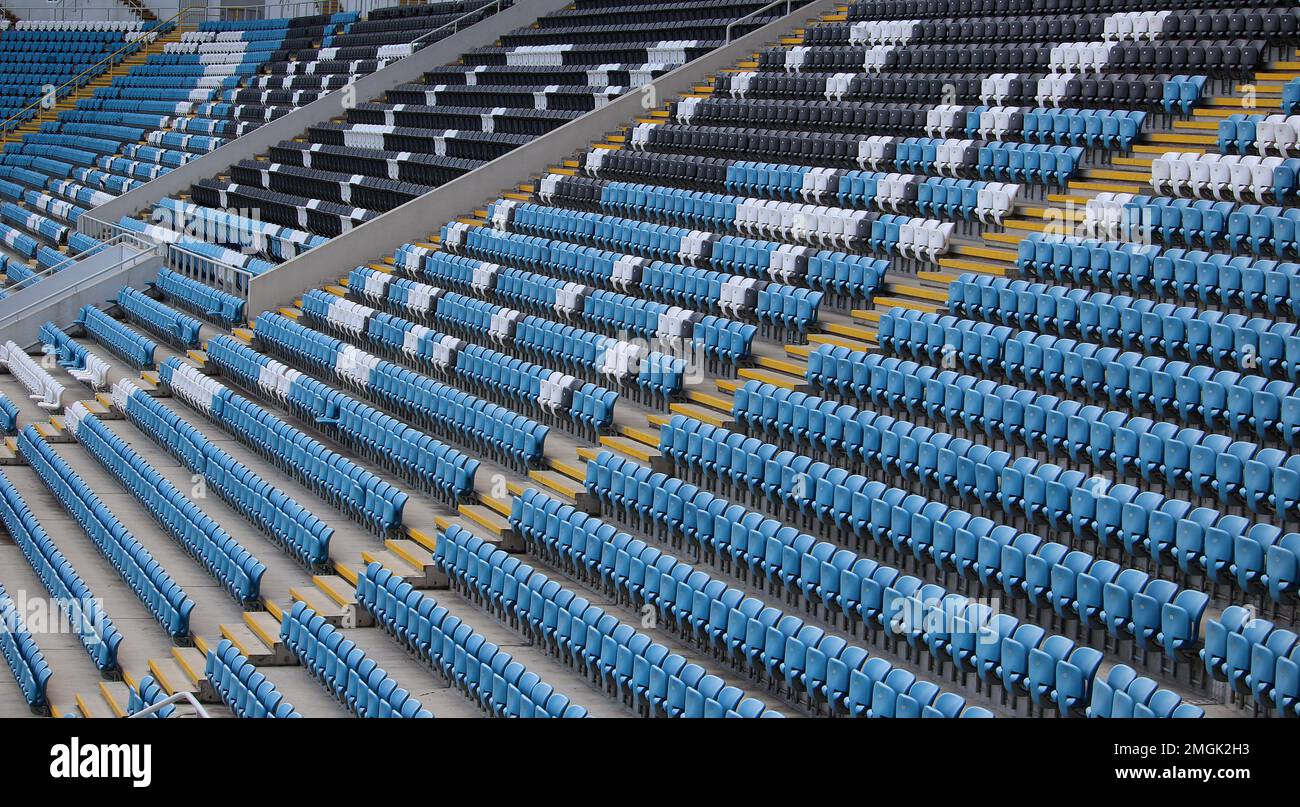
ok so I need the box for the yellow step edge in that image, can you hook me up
[598,435,659,462]
[312,575,357,608]
[551,458,589,483]
[668,402,732,427]
[806,332,878,350]
[97,682,127,718]
[479,495,513,518]
[335,562,360,586]
[75,693,96,719]
[883,282,950,303]
[241,612,281,650]
[618,425,661,448]
[737,367,802,390]
[385,538,431,571]
[685,389,733,410]
[754,355,807,376]
[826,319,878,337]
[405,526,437,552]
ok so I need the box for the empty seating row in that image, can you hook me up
[160,355,409,534]
[1088,664,1206,717]
[798,348,1300,563]
[0,580,52,710]
[431,230,760,367]
[39,323,110,390]
[280,601,433,718]
[201,338,477,509]
[0,469,122,672]
[509,488,1003,716]
[152,268,246,328]
[586,445,1209,677]
[0,340,65,410]
[1084,192,1300,259]
[653,417,1215,665]
[65,402,266,604]
[948,272,1300,379]
[1202,605,1298,715]
[115,378,332,568]
[127,676,175,718]
[77,305,156,370]
[0,392,17,433]
[298,288,620,431]
[433,523,786,718]
[206,639,301,718]
[878,308,1300,446]
[116,287,203,349]
[356,562,588,718]
[1151,152,1300,201]
[344,268,622,433]
[1015,232,1300,317]
[18,427,194,639]
[1218,113,1300,156]
[251,313,550,471]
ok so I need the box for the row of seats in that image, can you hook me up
[116,286,203,349]
[202,336,477,511]
[1088,664,1206,717]
[0,392,17,433]
[0,340,64,410]
[0,469,122,672]
[115,378,332,568]
[1218,113,1300,156]
[251,313,550,471]
[798,346,1300,574]
[356,562,589,718]
[280,601,433,718]
[153,268,246,328]
[1082,192,1300,259]
[65,403,266,604]
[877,307,1300,446]
[127,676,175,718]
[1015,232,1300,317]
[298,288,620,431]
[77,305,156,370]
[433,523,786,718]
[345,268,621,433]
[1151,152,1300,201]
[871,312,1300,594]
[160,355,409,534]
[0,581,52,710]
[584,439,1209,686]
[206,639,301,718]
[40,322,110,390]
[428,231,759,371]
[1202,605,1298,715]
[948,272,1300,379]
[509,488,1000,716]
[18,427,194,640]
[654,414,1221,659]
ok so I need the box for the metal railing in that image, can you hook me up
[80,213,256,301]
[725,0,804,42]
[407,0,509,49]
[0,232,160,334]
[127,690,211,718]
[0,6,196,136]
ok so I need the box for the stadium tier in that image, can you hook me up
[0,0,1295,727]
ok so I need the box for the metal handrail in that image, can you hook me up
[0,6,197,135]
[408,0,511,49]
[725,0,799,43]
[80,213,256,299]
[127,690,211,718]
[0,234,160,333]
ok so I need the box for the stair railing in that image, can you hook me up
[0,5,198,136]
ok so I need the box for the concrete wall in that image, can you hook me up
[79,0,571,238]
[0,244,161,348]
[244,0,838,314]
